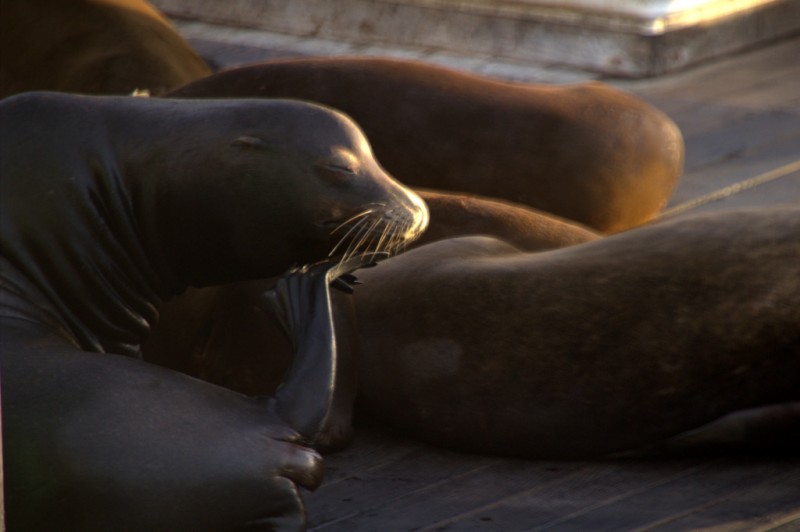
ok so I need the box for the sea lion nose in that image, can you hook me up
[399,187,430,242]
[408,189,430,235]
[384,182,429,241]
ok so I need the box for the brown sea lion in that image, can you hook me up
[0,92,427,530]
[350,206,800,458]
[142,190,599,396]
[167,56,685,232]
[0,0,210,98]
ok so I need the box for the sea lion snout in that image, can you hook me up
[392,182,430,241]
[325,188,429,264]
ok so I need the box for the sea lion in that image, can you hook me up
[167,56,685,232]
[350,207,800,458]
[0,92,427,530]
[0,0,210,98]
[143,189,598,396]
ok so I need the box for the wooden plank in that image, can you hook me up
[667,132,800,206]
[318,459,593,531]
[307,439,502,528]
[768,515,800,531]
[719,68,800,111]
[414,459,715,531]
[539,459,799,531]
[678,110,800,173]
[667,170,800,217]
[318,428,425,485]
[647,469,800,531]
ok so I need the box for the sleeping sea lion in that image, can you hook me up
[0,92,427,530]
[351,207,800,457]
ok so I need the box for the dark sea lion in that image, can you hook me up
[350,207,800,458]
[0,92,427,530]
[0,0,210,98]
[167,56,685,232]
[142,190,598,396]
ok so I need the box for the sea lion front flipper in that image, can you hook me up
[260,255,382,451]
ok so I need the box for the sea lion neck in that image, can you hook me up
[0,93,177,356]
[101,97,273,288]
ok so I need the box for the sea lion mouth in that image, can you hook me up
[326,202,427,265]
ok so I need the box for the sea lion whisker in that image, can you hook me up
[340,217,376,263]
[344,217,375,258]
[384,222,403,255]
[358,218,384,251]
[387,221,404,253]
[361,222,390,259]
[373,223,390,256]
[333,206,420,266]
[372,222,394,256]
[329,216,371,257]
[330,209,374,235]
[397,224,410,253]
[390,223,406,253]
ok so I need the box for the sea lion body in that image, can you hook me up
[0,0,210,98]
[168,57,684,232]
[351,207,800,458]
[0,92,427,529]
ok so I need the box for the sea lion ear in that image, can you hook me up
[231,136,269,151]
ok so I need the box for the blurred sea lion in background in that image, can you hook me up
[0,0,210,98]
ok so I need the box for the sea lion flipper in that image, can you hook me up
[265,264,343,445]
[261,287,297,351]
[261,253,386,344]
[261,255,387,449]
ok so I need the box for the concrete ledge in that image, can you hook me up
[153,0,800,77]
[177,20,598,84]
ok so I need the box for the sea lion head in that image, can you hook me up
[112,97,430,288]
[0,93,427,353]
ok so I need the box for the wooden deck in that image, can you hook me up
[306,429,800,531]
[189,34,800,530]
[304,38,800,531]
